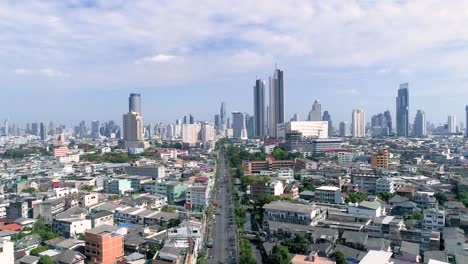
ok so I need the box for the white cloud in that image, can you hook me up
[336,89,359,95]
[14,68,69,78]
[136,54,177,64]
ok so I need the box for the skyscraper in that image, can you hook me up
[123,112,144,141]
[129,93,141,114]
[91,120,100,138]
[308,100,322,121]
[413,110,426,138]
[396,83,409,137]
[322,111,333,137]
[448,115,456,133]
[269,66,284,137]
[220,102,227,128]
[352,109,366,138]
[339,122,349,137]
[232,112,248,140]
[40,122,47,140]
[384,110,392,133]
[253,79,265,138]
[466,105,468,137]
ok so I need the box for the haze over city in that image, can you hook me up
[1,0,468,125]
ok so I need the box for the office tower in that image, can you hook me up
[384,110,392,133]
[31,123,39,136]
[226,117,231,129]
[26,123,31,134]
[48,121,54,135]
[220,102,227,128]
[123,112,144,141]
[339,122,349,137]
[247,115,254,138]
[308,100,322,121]
[40,122,47,140]
[448,115,456,133]
[189,114,195,124]
[291,113,299,121]
[396,83,409,137]
[266,105,270,135]
[232,112,248,140]
[253,79,265,138]
[322,111,333,137]
[466,105,468,137]
[78,121,87,138]
[413,110,426,138]
[269,66,284,137]
[214,114,220,130]
[91,120,100,138]
[147,124,154,139]
[129,93,141,114]
[352,109,366,138]
[1,119,8,136]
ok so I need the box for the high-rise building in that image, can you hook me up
[352,109,366,138]
[269,66,284,137]
[291,113,299,121]
[322,110,333,137]
[277,121,328,139]
[396,83,409,137]
[214,114,220,130]
[40,122,47,140]
[308,100,322,121]
[220,102,227,128]
[339,122,349,137]
[189,114,195,124]
[91,120,100,138]
[123,112,144,142]
[129,93,141,114]
[413,110,426,138]
[384,110,392,133]
[232,112,248,140]
[31,123,39,136]
[201,122,215,142]
[182,123,201,145]
[48,121,55,135]
[253,79,265,138]
[466,105,468,137]
[247,115,254,138]
[448,115,456,133]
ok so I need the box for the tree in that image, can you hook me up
[434,192,447,206]
[405,212,423,220]
[83,185,95,191]
[38,256,54,264]
[300,180,315,192]
[335,251,347,264]
[345,192,368,203]
[30,245,49,256]
[377,192,396,202]
[255,195,280,207]
[161,205,176,213]
[281,234,311,254]
[269,245,291,264]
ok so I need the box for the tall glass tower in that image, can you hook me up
[129,93,141,114]
[269,66,284,137]
[396,83,409,137]
[253,79,265,138]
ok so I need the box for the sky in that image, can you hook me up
[1,0,467,127]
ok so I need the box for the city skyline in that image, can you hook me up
[1,1,467,125]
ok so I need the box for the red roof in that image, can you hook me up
[0,223,22,231]
[322,148,350,153]
[195,177,209,182]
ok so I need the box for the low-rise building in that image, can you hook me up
[85,225,124,264]
[423,208,445,232]
[263,201,322,226]
[314,186,343,204]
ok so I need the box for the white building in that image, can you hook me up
[276,168,294,183]
[352,109,366,138]
[337,152,353,165]
[314,186,343,204]
[447,115,456,133]
[277,121,329,139]
[53,218,92,238]
[59,154,80,163]
[422,208,445,232]
[181,123,201,145]
[201,122,215,142]
[376,177,395,194]
[0,239,14,263]
[186,184,210,210]
[348,201,384,217]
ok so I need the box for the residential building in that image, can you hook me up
[33,198,67,224]
[339,121,350,137]
[104,179,132,195]
[314,186,343,204]
[155,181,187,205]
[122,111,144,142]
[78,193,99,207]
[423,208,445,232]
[181,123,201,145]
[376,177,395,194]
[85,225,123,264]
[87,211,114,228]
[351,172,381,193]
[348,201,383,217]
[352,109,365,138]
[185,184,210,210]
[250,179,284,199]
[0,239,14,264]
[53,147,68,157]
[413,110,427,137]
[53,218,92,238]
[263,201,320,226]
[447,115,456,133]
[371,148,389,168]
[125,165,166,179]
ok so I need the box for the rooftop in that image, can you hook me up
[263,201,316,214]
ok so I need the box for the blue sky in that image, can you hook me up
[0,0,467,127]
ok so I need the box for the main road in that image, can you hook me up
[208,153,238,264]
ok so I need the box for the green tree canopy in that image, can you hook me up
[161,205,176,213]
[269,245,291,264]
[345,192,368,203]
[38,256,54,264]
[335,251,347,264]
